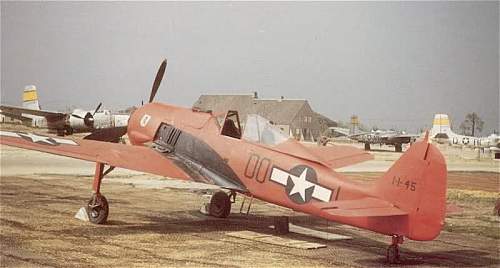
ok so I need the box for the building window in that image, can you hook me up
[296,128,300,135]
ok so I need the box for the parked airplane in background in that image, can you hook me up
[327,127,418,152]
[0,59,448,264]
[0,85,129,136]
[430,114,499,155]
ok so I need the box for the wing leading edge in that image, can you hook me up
[0,130,189,180]
[306,145,374,169]
[0,105,65,119]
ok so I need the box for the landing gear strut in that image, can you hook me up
[86,162,114,224]
[395,144,403,152]
[364,143,371,151]
[386,235,403,264]
[208,191,234,218]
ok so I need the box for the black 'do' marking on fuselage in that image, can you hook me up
[244,153,271,183]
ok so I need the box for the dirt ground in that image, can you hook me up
[1,124,499,267]
[0,171,498,267]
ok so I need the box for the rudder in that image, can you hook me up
[22,85,40,110]
[431,114,452,138]
[374,139,447,241]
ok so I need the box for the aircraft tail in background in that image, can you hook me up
[22,85,41,111]
[430,114,454,138]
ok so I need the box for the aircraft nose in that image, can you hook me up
[84,112,94,128]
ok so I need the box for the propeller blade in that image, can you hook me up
[71,114,84,119]
[149,59,167,103]
[83,126,128,143]
[93,102,102,115]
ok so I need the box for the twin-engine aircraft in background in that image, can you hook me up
[0,85,129,136]
[327,127,419,152]
[0,59,448,264]
[430,114,499,156]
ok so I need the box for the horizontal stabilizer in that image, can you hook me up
[316,197,407,217]
[307,145,373,169]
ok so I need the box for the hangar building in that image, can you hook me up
[193,93,336,141]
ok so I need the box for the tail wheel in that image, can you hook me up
[87,193,109,224]
[209,191,231,218]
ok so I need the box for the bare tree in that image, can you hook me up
[459,112,484,136]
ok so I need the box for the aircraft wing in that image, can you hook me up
[347,131,371,139]
[316,197,407,217]
[394,134,419,138]
[0,105,65,119]
[0,111,34,122]
[385,134,419,143]
[0,130,190,180]
[329,127,350,137]
[307,145,373,169]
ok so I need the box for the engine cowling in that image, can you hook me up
[127,104,163,145]
[69,109,94,131]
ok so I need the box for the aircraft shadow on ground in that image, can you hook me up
[366,148,402,153]
[56,210,499,267]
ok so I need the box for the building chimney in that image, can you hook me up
[253,91,258,99]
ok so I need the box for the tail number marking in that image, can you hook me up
[392,176,416,191]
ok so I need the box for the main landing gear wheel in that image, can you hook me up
[87,193,109,224]
[209,191,231,218]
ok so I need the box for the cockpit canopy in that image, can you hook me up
[218,111,289,146]
[242,114,289,145]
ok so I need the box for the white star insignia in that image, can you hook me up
[19,133,56,145]
[270,166,333,203]
[288,168,315,201]
[0,131,78,146]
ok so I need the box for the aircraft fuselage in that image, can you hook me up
[126,103,445,241]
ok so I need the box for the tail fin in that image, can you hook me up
[22,85,40,110]
[430,114,452,138]
[374,139,447,241]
